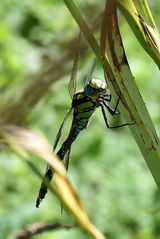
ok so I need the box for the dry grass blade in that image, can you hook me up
[9,222,73,239]
[1,125,106,239]
[2,28,93,125]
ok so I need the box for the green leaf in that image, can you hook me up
[63,0,101,61]
[118,0,160,68]
[103,0,160,190]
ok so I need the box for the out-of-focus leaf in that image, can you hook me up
[1,125,106,239]
[9,221,72,239]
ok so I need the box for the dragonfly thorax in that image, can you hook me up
[84,78,107,99]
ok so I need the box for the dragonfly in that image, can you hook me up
[36,42,134,208]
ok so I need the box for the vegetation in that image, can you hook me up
[0,1,160,238]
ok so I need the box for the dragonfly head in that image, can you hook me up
[84,78,107,98]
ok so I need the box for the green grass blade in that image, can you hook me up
[63,0,101,61]
[118,0,160,68]
[104,1,160,189]
[133,0,157,29]
[63,0,119,93]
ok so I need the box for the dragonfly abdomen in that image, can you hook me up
[57,118,91,161]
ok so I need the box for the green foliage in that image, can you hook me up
[0,0,160,239]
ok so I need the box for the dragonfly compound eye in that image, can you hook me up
[84,85,96,96]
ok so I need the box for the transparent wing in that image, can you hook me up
[84,59,97,87]
[68,31,81,99]
[53,106,73,151]
[36,108,72,208]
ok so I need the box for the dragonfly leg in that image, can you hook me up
[100,93,112,102]
[100,104,135,129]
[53,106,73,150]
[102,100,119,116]
[113,97,120,114]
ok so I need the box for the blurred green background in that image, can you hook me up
[0,0,160,238]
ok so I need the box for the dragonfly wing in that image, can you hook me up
[84,59,96,86]
[36,107,72,208]
[68,31,81,99]
[53,106,73,151]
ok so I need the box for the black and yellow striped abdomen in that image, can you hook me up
[36,92,99,206]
